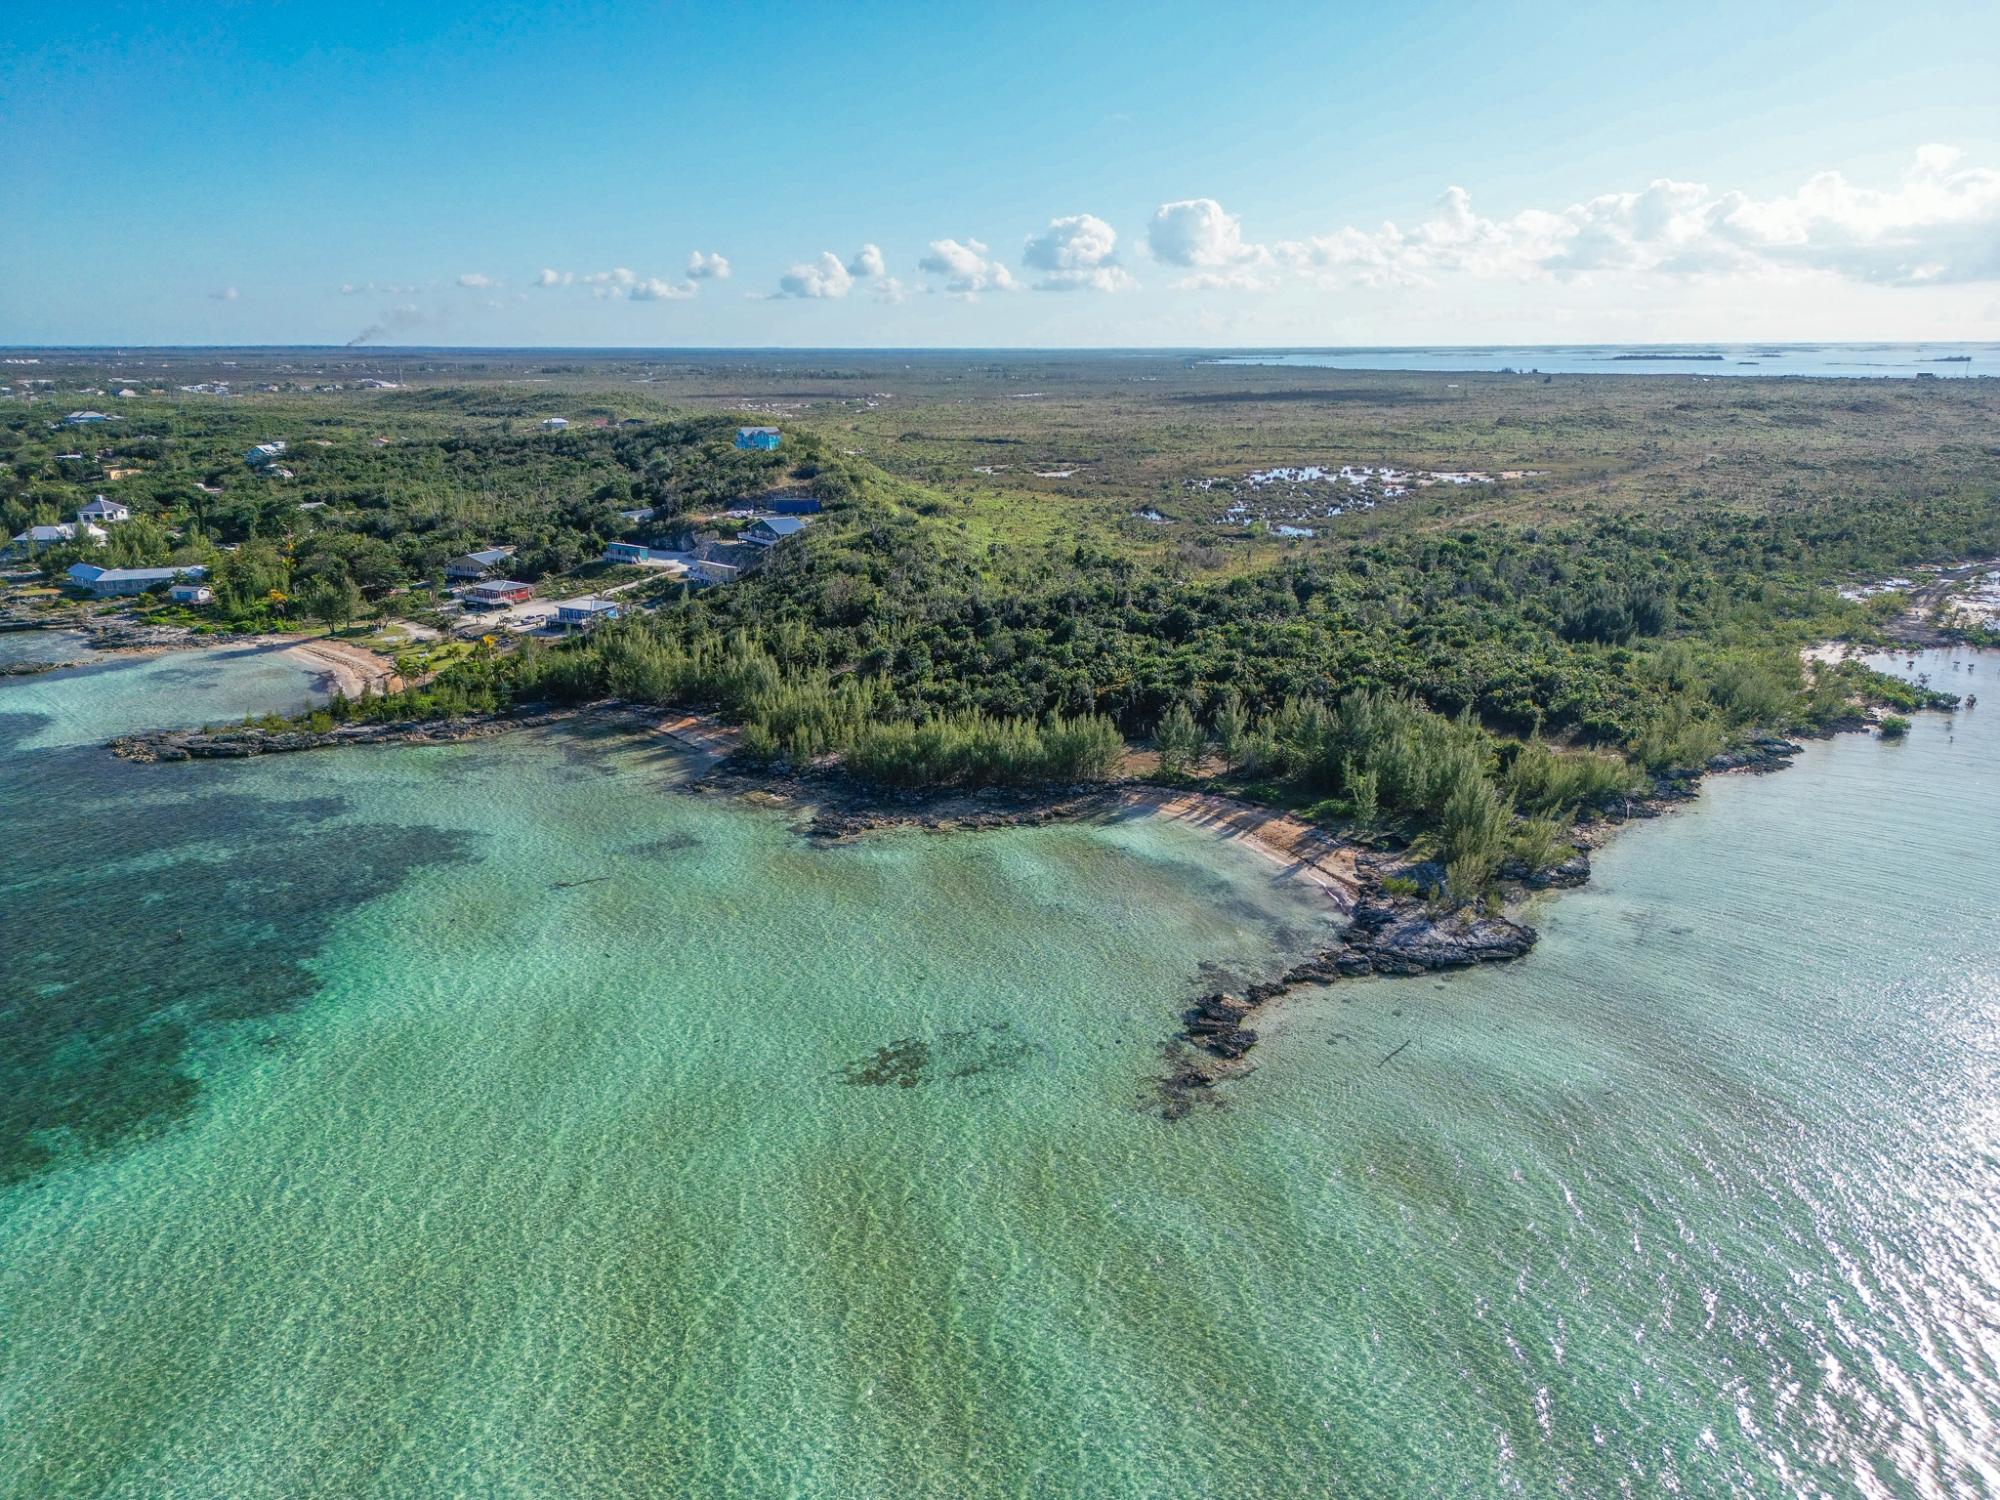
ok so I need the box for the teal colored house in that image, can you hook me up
[735,426,781,451]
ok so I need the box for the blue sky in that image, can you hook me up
[4,0,1998,345]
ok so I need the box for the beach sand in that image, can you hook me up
[280,638,402,699]
[1111,786,1362,910]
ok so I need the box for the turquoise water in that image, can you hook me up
[0,639,322,749]
[1208,342,2000,377]
[0,629,92,670]
[1,650,1996,1495]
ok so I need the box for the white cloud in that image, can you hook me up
[630,277,696,301]
[456,272,501,289]
[917,238,1017,297]
[687,251,731,280]
[535,267,570,287]
[1266,146,2000,292]
[340,280,416,296]
[776,251,855,299]
[849,243,886,278]
[1022,214,1135,292]
[1147,199,1272,288]
[209,285,239,302]
[871,276,910,305]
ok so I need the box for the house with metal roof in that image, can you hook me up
[556,597,622,630]
[444,546,518,580]
[6,521,106,557]
[465,579,534,607]
[245,441,288,467]
[67,563,208,597]
[78,495,131,524]
[735,426,781,451]
[741,516,808,547]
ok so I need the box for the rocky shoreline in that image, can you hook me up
[95,658,1948,1117]
[107,701,630,761]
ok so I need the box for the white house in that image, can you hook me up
[169,583,215,605]
[245,441,288,467]
[6,521,107,556]
[540,416,569,430]
[78,495,131,524]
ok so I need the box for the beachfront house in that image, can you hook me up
[741,516,808,547]
[67,563,208,598]
[444,546,517,581]
[245,441,288,467]
[466,579,534,608]
[7,521,107,557]
[169,583,215,605]
[78,495,131,524]
[735,426,781,451]
[556,597,621,631]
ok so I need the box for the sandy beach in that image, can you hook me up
[280,637,402,699]
[653,711,746,758]
[1110,786,1362,910]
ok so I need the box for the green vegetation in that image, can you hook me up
[7,350,1993,895]
[1878,715,1913,739]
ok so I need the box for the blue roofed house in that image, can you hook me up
[67,563,208,598]
[555,597,622,631]
[741,516,808,547]
[735,426,781,451]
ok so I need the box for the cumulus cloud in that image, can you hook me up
[630,277,696,301]
[1265,146,2000,291]
[776,251,855,299]
[1147,199,1273,287]
[871,276,910,305]
[456,272,501,289]
[1021,214,1134,292]
[770,244,887,299]
[209,285,239,302]
[535,267,570,287]
[687,250,731,280]
[917,238,1017,297]
[339,280,417,296]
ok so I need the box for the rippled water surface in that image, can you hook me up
[1,648,1994,1496]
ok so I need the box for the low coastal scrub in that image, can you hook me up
[329,619,1125,790]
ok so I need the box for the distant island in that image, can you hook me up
[1610,352,1725,361]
